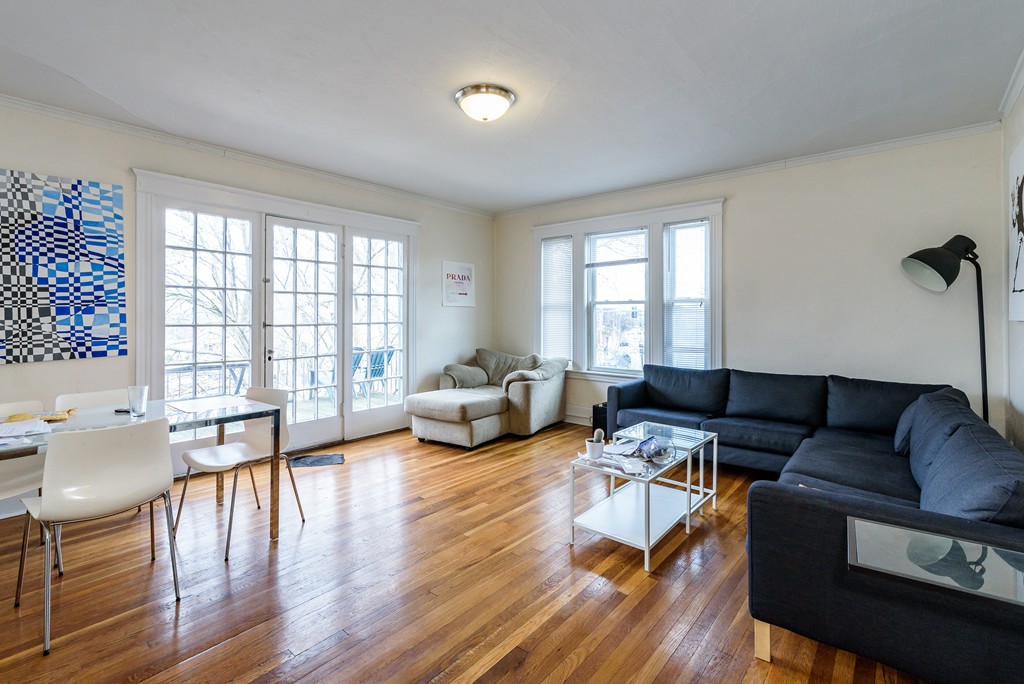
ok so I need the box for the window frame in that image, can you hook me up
[534,198,723,378]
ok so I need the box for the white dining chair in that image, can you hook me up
[0,400,53,603]
[15,418,180,655]
[174,386,302,560]
[54,388,129,412]
[55,387,155,530]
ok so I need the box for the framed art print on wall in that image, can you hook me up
[442,260,475,307]
[0,168,126,363]
[1010,139,1024,321]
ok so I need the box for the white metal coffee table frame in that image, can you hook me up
[569,423,718,571]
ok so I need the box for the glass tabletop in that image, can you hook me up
[848,517,1024,606]
[0,397,280,459]
[613,421,717,452]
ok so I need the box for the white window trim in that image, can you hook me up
[133,168,420,399]
[533,198,723,377]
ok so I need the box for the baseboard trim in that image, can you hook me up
[565,403,592,426]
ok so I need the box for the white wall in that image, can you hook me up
[0,103,494,407]
[494,132,1007,432]
[1003,88,1024,447]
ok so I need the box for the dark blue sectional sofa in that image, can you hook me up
[607,365,946,472]
[609,365,1024,682]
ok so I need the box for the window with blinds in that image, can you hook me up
[534,199,721,373]
[540,236,573,359]
[664,220,711,369]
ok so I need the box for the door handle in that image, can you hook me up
[267,349,274,362]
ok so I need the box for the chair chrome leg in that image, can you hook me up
[54,524,63,576]
[225,468,241,562]
[248,465,261,509]
[43,524,52,655]
[285,456,305,522]
[54,523,63,577]
[15,511,30,608]
[173,467,192,536]
[162,492,181,601]
[149,501,156,561]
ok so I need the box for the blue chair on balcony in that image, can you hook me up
[368,348,395,395]
[352,347,367,398]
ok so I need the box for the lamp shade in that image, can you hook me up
[900,234,977,292]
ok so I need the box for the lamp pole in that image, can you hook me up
[964,253,989,423]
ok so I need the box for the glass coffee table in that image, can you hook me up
[569,422,718,571]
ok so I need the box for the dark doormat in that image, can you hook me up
[289,453,345,468]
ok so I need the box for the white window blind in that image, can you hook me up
[664,220,710,369]
[540,235,573,359]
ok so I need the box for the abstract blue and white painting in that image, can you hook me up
[0,168,126,363]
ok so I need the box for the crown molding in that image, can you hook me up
[0,93,491,218]
[1001,46,1024,116]
[497,121,1001,219]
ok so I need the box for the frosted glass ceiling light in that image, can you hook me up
[454,84,516,122]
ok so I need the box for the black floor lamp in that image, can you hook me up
[900,235,988,422]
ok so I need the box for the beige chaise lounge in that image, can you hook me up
[403,348,568,448]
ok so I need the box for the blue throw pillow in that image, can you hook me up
[907,387,978,486]
[920,424,1024,528]
[893,400,916,456]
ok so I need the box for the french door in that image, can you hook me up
[344,232,408,439]
[147,186,413,457]
[265,217,343,448]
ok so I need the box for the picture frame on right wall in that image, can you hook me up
[1010,138,1024,320]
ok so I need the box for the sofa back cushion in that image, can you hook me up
[907,388,978,486]
[920,424,1024,528]
[826,375,947,435]
[725,369,827,426]
[643,364,730,415]
[475,348,541,385]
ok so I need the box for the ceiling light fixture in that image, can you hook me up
[453,84,516,122]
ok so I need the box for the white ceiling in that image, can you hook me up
[1,1,1023,214]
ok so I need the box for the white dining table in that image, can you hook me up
[0,396,284,540]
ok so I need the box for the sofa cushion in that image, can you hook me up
[811,427,895,453]
[826,375,947,435]
[725,370,827,426]
[778,472,919,508]
[642,365,730,415]
[701,416,814,455]
[715,445,791,473]
[404,387,507,422]
[920,424,1024,527]
[617,407,705,432]
[784,436,922,502]
[475,348,541,385]
[907,388,977,486]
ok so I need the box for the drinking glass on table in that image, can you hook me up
[127,385,149,417]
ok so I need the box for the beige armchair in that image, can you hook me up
[404,348,569,448]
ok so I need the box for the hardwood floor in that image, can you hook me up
[0,423,925,683]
